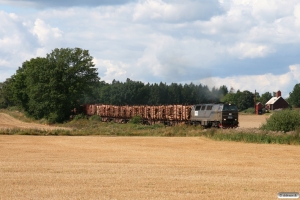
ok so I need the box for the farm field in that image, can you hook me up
[1,135,300,200]
[1,112,299,199]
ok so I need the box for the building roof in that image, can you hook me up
[265,97,280,105]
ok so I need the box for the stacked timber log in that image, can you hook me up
[85,104,97,116]
[84,104,192,123]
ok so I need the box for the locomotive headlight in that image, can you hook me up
[224,118,226,121]
[235,119,237,121]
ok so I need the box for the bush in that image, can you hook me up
[260,109,300,132]
[47,112,60,124]
[89,115,102,121]
[243,107,255,114]
[129,115,142,124]
[8,106,21,111]
[73,113,88,121]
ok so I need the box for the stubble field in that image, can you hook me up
[0,113,299,200]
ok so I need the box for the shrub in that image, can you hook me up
[89,115,102,121]
[243,107,255,114]
[8,106,21,111]
[73,113,88,121]
[47,112,59,124]
[129,115,142,124]
[260,109,300,132]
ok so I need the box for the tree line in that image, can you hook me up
[80,79,275,111]
[81,78,229,106]
[0,47,297,123]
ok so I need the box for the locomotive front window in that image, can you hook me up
[201,106,206,110]
[223,105,238,111]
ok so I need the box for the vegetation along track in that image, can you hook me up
[0,112,268,130]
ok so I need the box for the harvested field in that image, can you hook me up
[1,136,300,200]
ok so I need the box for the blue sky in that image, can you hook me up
[1,0,300,97]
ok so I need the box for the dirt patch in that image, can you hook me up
[0,136,299,200]
[238,114,269,128]
[0,113,71,130]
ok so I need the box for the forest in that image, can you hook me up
[80,78,273,112]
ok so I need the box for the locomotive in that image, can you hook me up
[190,103,238,128]
[83,103,239,128]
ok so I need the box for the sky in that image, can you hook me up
[0,0,300,98]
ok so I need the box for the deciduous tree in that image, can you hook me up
[7,48,99,122]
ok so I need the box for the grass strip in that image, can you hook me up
[1,118,300,145]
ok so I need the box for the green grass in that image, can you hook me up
[59,119,205,137]
[1,109,300,145]
[204,129,300,145]
[0,128,72,136]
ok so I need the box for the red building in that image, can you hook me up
[256,102,263,115]
[265,90,289,111]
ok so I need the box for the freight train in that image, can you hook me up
[83,103,239,128]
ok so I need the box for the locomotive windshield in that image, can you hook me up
[222,104,238,111]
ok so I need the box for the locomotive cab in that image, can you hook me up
[219,104,239,128]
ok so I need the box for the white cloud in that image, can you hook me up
[0,11,39,74]
[0,0,136,8]
[0,59,10,67]
[228,42,275,59]
[294,4,300,28]
[198,0,300,44]
[1,1,300,98]
[249,0,297,21]
[229,0,297,20]
[133,0,222,23]
[96,59,129,82]
[31,18,63,46]
[0,11,66,82]
[199,64,300,98]
[289,64,300,82]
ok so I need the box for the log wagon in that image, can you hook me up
[83,103,239,128]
